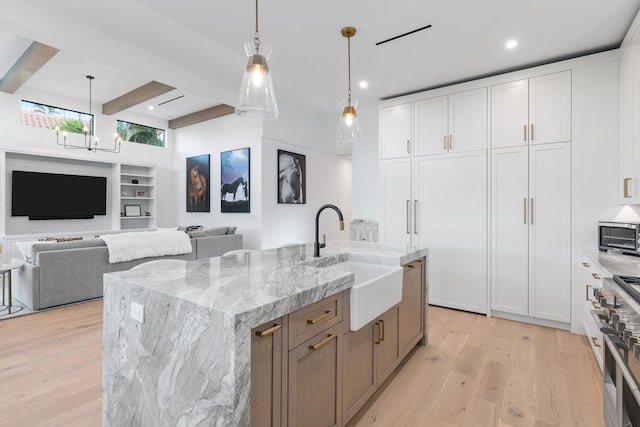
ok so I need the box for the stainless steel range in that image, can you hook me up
[595,276,640,427]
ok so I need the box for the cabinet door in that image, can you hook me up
[413,96,448,156]
[448,87,488,152]
[398,258,425,358]
[528,71,571,145]
[414,151,487,313]
[528,143,571,322]
[376,306,400,385]
[490,146,529,315]
[380,103,412,159]
[343,323,376,424]
[619,48,636,203]
[380,158,412,250]
[251,319,284,427]
[288,323,343,427]
[491,79,529,148]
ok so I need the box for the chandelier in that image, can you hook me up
[56,75,122,153]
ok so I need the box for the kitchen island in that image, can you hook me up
[102,241,428,426]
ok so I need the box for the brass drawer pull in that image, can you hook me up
[592,273,602,280]
[591,336,601,348]
[592,301,601,309]
[585,284,592,301]
[309,334,336,351]
[255,323,282,337]
[307,310,333,325]
[582,262,590,268]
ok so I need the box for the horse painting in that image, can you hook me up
[188,164,208,211]
[278,151,305,204]
[221,177,245,201]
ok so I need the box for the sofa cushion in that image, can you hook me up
[188,226,228,238]
[31,239,106,264]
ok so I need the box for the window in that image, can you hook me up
[21,100,93,134]
[116,120,166,147]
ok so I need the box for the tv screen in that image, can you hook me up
[12,170,107,220]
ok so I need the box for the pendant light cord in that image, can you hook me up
[254,0,261,49]
[347,34,352,104]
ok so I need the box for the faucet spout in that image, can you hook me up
[314,204,344,257]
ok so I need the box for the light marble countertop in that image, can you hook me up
[584,248,640,277]
[102,240,428,426]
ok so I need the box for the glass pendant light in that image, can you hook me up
[235,0,278,120]
[336,26,364,147]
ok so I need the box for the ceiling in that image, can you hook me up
[1,0,639,124]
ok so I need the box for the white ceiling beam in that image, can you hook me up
[0,41,59,94]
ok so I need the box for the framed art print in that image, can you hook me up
[221,147,250,213]
[186,154,211,212]
[278,150,306,204]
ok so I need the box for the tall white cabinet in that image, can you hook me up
[379,87,488,314]
[490,143,571,322]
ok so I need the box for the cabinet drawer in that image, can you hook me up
[289,292,344,350]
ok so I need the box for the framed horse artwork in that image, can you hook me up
[277,150,306,204]
[221,147,250,213]
[186,154,211,212]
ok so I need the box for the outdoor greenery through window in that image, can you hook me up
[21,100,93,134]
[117,120,166,147]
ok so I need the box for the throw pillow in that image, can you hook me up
[226,226,237,235]
[188,226,228,238]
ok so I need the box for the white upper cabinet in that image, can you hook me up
[619,37,640,204]
[491,71,571,148]
[380,103,412,159]
[414,88,487,156]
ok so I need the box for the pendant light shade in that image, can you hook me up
[336,26,364,147]
[235,0,278,120]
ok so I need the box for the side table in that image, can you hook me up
[0,262,23,316]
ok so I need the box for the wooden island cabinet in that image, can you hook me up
[251,257,427,427]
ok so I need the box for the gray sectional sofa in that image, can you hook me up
[12,231,242,310]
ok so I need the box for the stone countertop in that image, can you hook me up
[102,241,428,427]
[105,240,428,328]
[584,248,640,277]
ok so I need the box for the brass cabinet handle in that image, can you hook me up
[624,178,632,198]
[449,134,453,150]
[413,200,418,234]
[530,123,534,141]
[523,198,528,225]
[592,273,602,280]
[255,323,282,337]
[582,262,590,268]
[406,140,411,154]
[591,336,601,348]
[309,333,336,351]
[380,319,385,342]
[524,124,527,142]
[585,284,592,301]
[443,135,447,151]
[530,198,534,225]
[592,301,601,309]
[307,310,333,325]
[406,200,410,234]
[375,322,382,344]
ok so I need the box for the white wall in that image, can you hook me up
[173,114,263,249]
[567,57,621,333]
[0,86,177,235]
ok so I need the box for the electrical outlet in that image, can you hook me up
[131,302,144,323]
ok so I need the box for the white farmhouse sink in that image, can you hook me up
[323,261,403,331]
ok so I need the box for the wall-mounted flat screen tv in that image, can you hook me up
[12,170,107,220]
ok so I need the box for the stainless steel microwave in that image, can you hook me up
[599,221,640,256]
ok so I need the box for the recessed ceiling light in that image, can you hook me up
[148,105,154,110]
[506,39,518,49]
[359,81,368,89]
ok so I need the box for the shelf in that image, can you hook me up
[121,197,154,200]
[121,183,154,188]
[121,216,154,220]
[121,173,153,178]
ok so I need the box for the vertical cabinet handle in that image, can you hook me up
[406,140,411,154]
[379,319,385,342]
[624,178,632,198]
[443,135,447,151]
[585,284,592,301]
[413,200,418,234]
[375,322,382,344]
[523,124,527,142]
[406,200,410,234]
[530,198,534,225]
[449,134,453,150]
[530,123,534,141]
[523,198,528,225]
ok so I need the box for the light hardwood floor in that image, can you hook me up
[0,302,603,427]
